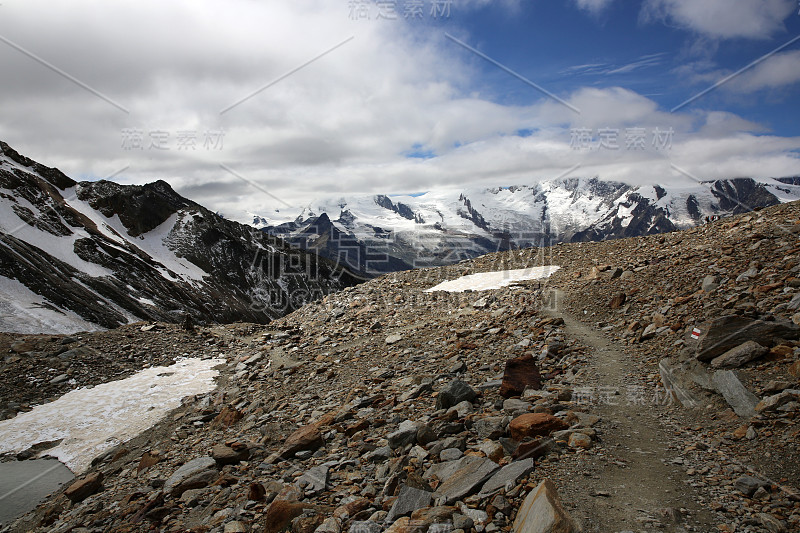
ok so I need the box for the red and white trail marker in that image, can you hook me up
[690,327,701,340]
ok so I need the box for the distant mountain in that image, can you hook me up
[254,176,800,276]
[0,142,358,334]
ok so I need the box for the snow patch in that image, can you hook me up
[424,266,560,292]
[0,357,224,473]
[0,276,102,334]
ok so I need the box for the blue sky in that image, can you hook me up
[0,0,798,221]
[441,1,800,136]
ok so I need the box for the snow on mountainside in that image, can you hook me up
[0,142,358,334]
[255,177,800,276]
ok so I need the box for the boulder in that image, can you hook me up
[512,479,581,533]
[479,458,534,497]
[297,465,329,495]
[164,457,218,497]
[755,390,800,413]
[710,341,768,369]
[712,370,760,419]
[64,471,103,503]
[499,354,542,398]
[211,443,249,466]
[264,500,319,533]
[435,380,477,410]
[388,420,420,449]
[385,485,433,522]
[432,457,500,504]
[473,416,507,439]
[694,316,800,362]
[509,413,569,441]
[513,438,557,461]
[280,424,324,459]
[609,292,626,309]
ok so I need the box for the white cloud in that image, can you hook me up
[0,0,797,224]
[641,0,795,39]
[573,0,615,15]
[728,50,800,92]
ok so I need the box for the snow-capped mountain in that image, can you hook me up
[255,177,800,275]
[0,142,358,334]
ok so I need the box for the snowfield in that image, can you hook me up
[0,276,102,335]
[424,266,560,292]
[0,357,224,473]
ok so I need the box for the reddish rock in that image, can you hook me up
[65,471,103,503]
[790,360,800,378]
[279,424,323,459]
[769,344,794,359]
[499,354,542,399]
[512,479,580,533]
[210,406,243,429]
[264,501,313,533]
[609,292,626,309]
[513,438,554,461]
[509,413,569,441]
[248,482,267,502]
[137,451,160,473]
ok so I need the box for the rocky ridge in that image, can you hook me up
[2,202,800,532]
[0,141,358,333]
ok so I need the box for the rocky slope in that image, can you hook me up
[0,142,358,334]
[256,177,800,276]
[2,201,800,533]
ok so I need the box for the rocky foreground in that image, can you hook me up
[3,202,800,532]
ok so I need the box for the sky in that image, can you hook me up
[0,0,799,223]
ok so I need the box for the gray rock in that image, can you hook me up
[712,370,760,418]
[164,457,218,497]
[452,513,474,531]
[385,334,403,345]
[315,517,342,533]
[423,455,480,481]
[436,380,478,410]
[472,297,489,309]
[755,389,800,413]
[710,341,768,369]
[702,275,719,293]
[348,521,382,533]
[439,448,464,462]
[388,420,419,449]
[640,323,657,340]
[473,416,507,439]
[479,458,534,497]
[788,293,800,311]
[694,316,800,361]
[400,381,433,402]
[448,360,467,374]
[658,360,702,408]
[58,346,98,360]
[477,379,503,390]
[49,374,69,384]
[432,457,500,504]
[365,446,393,462]
[297,465,329,495]
[736,266,759,282]
[734,475,768,497]
[446,400,474,418]
[385,484,433,522]
[502,399,532,414]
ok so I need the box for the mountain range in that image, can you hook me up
[255,176,800,275]
[0,142,358,334]
[4,139,800,334]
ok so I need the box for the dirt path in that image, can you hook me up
[543,289,718,532]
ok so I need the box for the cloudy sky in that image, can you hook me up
[1,0,799,223]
